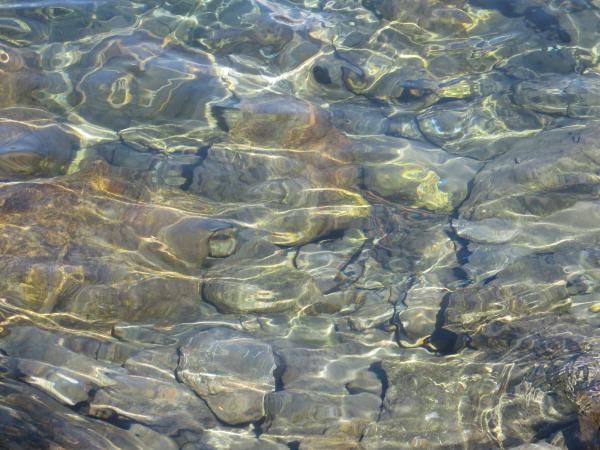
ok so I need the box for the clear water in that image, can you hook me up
[0,1,599,449]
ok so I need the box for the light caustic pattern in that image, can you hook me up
[0,0,599,449]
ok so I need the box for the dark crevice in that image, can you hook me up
[322,285,341,296]
[434,292,451,331]
[70,388,96,415]
[312,65,332,85]
[452,265,470,281]
[533,418,577,442]
[423,292,472,356]
[393,275,415,341]
[95,412,137,430]
[212,107,230,132]
[356,165,367,191]
[445,160,488,273]
[179,145,210,191]
[530,418,593,450]
[211,95,241,133]
[67,395,93,416]
[272,352,285,392]
[358,431,367,443]
[483,274,498,285]
[368,361,388,406]
[291,246,301,270]
[71,387,138,431]
[434,95,476,106]
[323,237,369,295]
[287,441,300,450]
[199,281,211,309]
[313,228,346,243]
[360,361,389,442]
[448,225,471,270]
[425,328,472,356]
[253,417,266,437]
[174,346,184,383]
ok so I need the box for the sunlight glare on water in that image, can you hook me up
[0,0,599,449]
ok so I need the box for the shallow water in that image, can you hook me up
[0,0,599,449]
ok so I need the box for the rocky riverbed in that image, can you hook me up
[0,1,599,449]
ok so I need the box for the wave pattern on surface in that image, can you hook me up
[0,1,599,449]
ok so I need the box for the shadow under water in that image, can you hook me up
[0,0,599,449]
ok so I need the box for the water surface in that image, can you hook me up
[0,0,599,449]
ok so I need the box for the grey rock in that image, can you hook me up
[89,372,218,434]
[460,123,600,221]
[177,333,276,424]
[0,379,174,449]
[158,217,239,267]
[508,444,564,450]
[70,32,230,131]
[342,288,396,332]
[513,73,600,118]
[124,347,179,381]
[362,357,566,449]
[264,390,380,441]
[277,347,381,396]
[295,229,366,293]
[287,316,337,346]
[0,326,126,406]
[360,136,481,212]
[203,259,323,314]
[198,428,287,450]
[417,95,546,160]
[0,109,79,179]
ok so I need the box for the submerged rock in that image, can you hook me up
[197,428,287,450]
[472,317,599,449]
[443,252,579,333]
[295,229,366,292]
[0,2,144,45]
[0,161,217,323]
[189,142,359,202]
[513,73,600,118]
[276,346,382,395]
[177,332,276,424]
[68,32,230,133]
[0,379,177,450]
[0,326,126,406]
[362,358,507,449]
[460,123,600,221]
[0,108,79,179]
[455,123,600,278]
[263,389,380,444]
[124,347,179,381]
[89,372,218,434]
[189,142,370,246]
[468,0,574,44]
[0,45,48,108]
[435,249,600,448]
[202,257,322,314]
[214,95,353,166]
[416,95,547,160]
[360,136,481,212]
[362,354,580,449]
